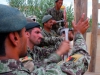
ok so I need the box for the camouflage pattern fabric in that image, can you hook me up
[33,63,66,75]
[42,29,58,37]
[33,32,91,75]
[24,32,90,75]
[20,56,34,72]
[26,46,61,69]
[39,29,63,48]
[0,59,65,75]
[59,32,91,74]
[0,59,31,75]
[20,32,90,75]
[47,7,64,33]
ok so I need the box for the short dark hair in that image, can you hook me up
[55,0,58,3]
[17,30,22,37]
[26,28,33,34]
[55,0,63,3]
[26,26,40,34]
[0,30,22,56]
[0,33,9,56]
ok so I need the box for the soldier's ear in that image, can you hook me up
[44,23,47,26]
[8,32,19,46]
[26,32,30,38]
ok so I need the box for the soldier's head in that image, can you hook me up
[0,4,27,59]
[25,22,43,47]
[55,0,63,10]
[42,14,54,30]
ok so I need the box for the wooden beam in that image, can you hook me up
[74,0,87,23]
[74,0,87,39]
[89,0,98,72]
[98,3,100,9]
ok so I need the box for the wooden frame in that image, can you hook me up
[74,0,87,39]
[89,0,98,72]
[74,0,99,72]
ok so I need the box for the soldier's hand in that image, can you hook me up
[72,13,89,34]
[56,40,70,56]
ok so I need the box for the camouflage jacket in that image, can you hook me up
[34,32,91,75]
[42,29,58,37]
[0,59,65,75]
[20,32,90,75]
[39,29,63,48]
[26,46,61,69]
[36,32,91,75]
[58,32,91,74]
[47,7,64,33]
[0,59,31,75]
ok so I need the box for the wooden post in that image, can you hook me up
[74,0,87,39]
[89,0,98,72]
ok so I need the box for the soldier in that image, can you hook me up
[21,13,91,75]
[20,22,70,72]
[0,4,90,75]
[42,14,58,37]
[0,4,69,75]
[39,14,73,47]
[47,0,65,34]
[0,4,30,75]
[39,14,74,49]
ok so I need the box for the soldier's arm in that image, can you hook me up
[38,29,63,47]
[38,36,64,47]
[42,32,90,75]
[33,63,66,75]
[71,32,89,55]
[34,39,70,64]
[59,32,91,74]
[34,46,61,61]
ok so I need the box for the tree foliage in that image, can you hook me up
[66,4,74,28]
[88,15,92,32]
[7,0,54,26]
[7,0,74,27]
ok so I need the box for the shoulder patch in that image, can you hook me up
[20,56,33,62]
[66,54,83,62]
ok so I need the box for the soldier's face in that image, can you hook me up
[45,19,53,29]
[29,28,43,45]
[19,28,27,58]
[56,0,63,9]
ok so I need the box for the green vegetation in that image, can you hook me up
[66,4,74,28]
[7,0,74,27]
[7,0,54,26]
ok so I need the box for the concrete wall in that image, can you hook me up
[86,31,100,72]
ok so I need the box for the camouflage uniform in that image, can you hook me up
[20,32,91,75]
[0,59,31,75]
[39,29,63,48]
[42,29,58,37]
[0,33,88,74]
[36,32,91,75]
[57,32,91,74]
[26,46,60,69]
[47,7,64,33]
